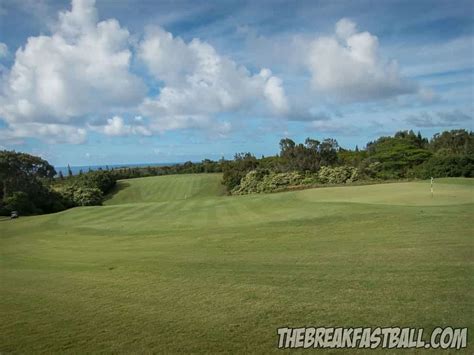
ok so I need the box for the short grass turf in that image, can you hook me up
[1,175,473,353]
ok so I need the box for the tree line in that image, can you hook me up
[0,152,118,215]
[222,129,473,193]
[1,129,472,215]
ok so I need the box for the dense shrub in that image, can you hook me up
[317,166,359,184]
[222,153,258,192]
[231,169,268,194]
[258,171,306,192]
[410,154,474,179]
[71,187,104,206]
[232,171,308,195]
[79,171,116,192]
[0,150,61,215]
[359,162,382,179]
[53,170,116,208]
[3,191,36,215]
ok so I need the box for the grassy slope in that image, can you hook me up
[1,175,473,353]
[104,173,226,205]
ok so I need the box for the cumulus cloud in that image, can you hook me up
[262,72,289,114]
[0,0,145,143]
[96,115,152,136]
[0,2,291,142]
[138,27,289,132]
[0,122,87,144]
[0,42,8,58]
[306,18,416,101]
[103,116,131,136]
[406,110,472,127]
[0,4,433,145]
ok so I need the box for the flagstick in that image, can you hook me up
[430,177,434,198]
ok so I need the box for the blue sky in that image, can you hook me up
[0,0,472,166]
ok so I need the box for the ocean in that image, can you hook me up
[54,162,178,176]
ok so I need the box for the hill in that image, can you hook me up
[1,176,473,353]
[104,173,226,205]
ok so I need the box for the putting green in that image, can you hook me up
[1,175,473,353]
[296,180,474,206]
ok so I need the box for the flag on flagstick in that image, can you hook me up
[430,177,434,197]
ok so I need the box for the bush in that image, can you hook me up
[258,171,305,192]
[232,169,269,194]
[232,170,306,195]
[3,191,36,215]
[410,154,474,179]
[53,170,117,208]
[71,187,104,206]
[359,162,382,179]
[232,167,361,195]
[222,153,258,192]
[78,170,116,193]
[318,166,359,184]
[56,185,103,206]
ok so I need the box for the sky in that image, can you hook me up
[0,0,472,166]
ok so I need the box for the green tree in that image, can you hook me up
[4,191,36,214]
[319,138,339,166]
[0,151,65,215]
[430,129,474,155]
[0,150,56,200]
[365,133,432,178]
[222,153,258,191]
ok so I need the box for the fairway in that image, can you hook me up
[1,175,473,353]
[104,173,226,205]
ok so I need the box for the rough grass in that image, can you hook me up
[1,175,473,353]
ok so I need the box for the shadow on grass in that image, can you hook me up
[103,181,131,202]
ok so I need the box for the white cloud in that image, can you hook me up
[262,72,289,114]
[0,4,440,145]
[335,18,357,40]
[138,26,289,132]
[103,116,130,136]
[0,42,8,58]
[306,18,416,101]
[0,0,145,142]
[0,122,87,144]
[138,27,196,86]
[95,115,152,136]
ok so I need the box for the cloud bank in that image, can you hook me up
[0,1,431,145]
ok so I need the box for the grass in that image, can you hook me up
[104,173,226,205]
[1,175,473,353]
